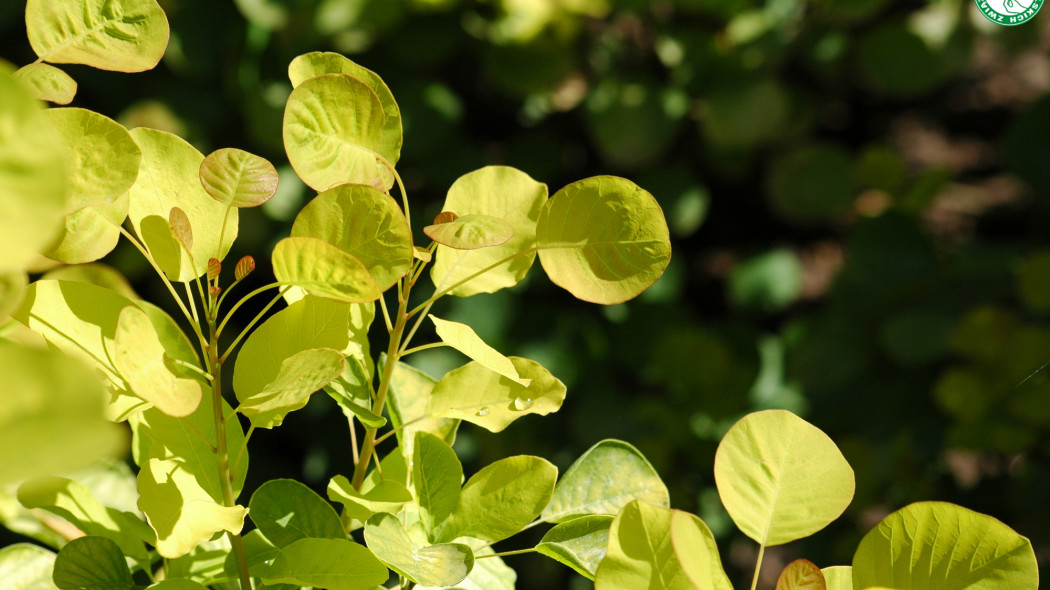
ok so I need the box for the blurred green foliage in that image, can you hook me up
[5,0,1050,586]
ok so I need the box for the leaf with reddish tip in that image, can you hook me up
[235,256,255,280]
[433,211,459,225]
[776,559,826,590]
[208,258,221,281]
[424,215,514,250]
[199,148,279,208]
[169,207,193,251]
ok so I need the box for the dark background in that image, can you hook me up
[4,0,1050,587]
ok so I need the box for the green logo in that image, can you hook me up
[975,0,1044,25]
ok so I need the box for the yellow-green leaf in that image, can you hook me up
[328,475,412,524]
[199,148,279,208]
[670,510,733,590]
[387,361,459,466]
[0,544,58,589]
[413,432,463,540]
[239,348,346,428]
[714,410,855,547]
[283,74,393,191]
[264,538,389,590]
[40,263,138,299]
[426,357,565,432]
[594,500,695,590]
[0,270,27,320]
[365,512,474,587]
[272,236,381,303]
[821,566,852,590]
[537,176,671,304]
[430,315,529,386]
[137,458,246,559]
[45,108,141,212]
[536,515,613,580]
[431,166,547,296]
[127,128,238,281]
[424,214,514,250]
[114,306,202,417]
[248,479,344,548]
[25,0,170,72]
[45,193,129,264]
[291,183,413,291]
[776,559,826,590]
[14,62,76,104]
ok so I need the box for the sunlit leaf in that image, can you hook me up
[45,108,141,212]
[239,348,345,428]
[115,306,202,417]
[594,500,695,590]
[45,193,129,264]
[776,559,826,590]
[235,255,255,280]
[670,510,733,590]
[287,52,402,170]
[852,501,1038,590]
[137,458,246,558]
[0,65,67,273]
[249,479,344,548]
[0,543,58,589]
[430,358,564,433]
[430,316,529,386]
[431,166,547,296]
[168,207,193,251]
[821,566,852,590]
[415,544,516,590]
[0,343,124,485]
[291,183,413,291]
[424,215,514,250]
[413,432,463,540]
[387,361,459,465]
[14,62,76,104]
[272,237,381,302]
[127,128,238,281]
[264,538,389,590]
[542,439,668,523]
[714,410,855,546]
[328,475,412,524]
[52,536,133,590]
[283,74,394,191]
[25,0,170,72]
[536,515,613,580]
[434,455,557,544]
[537,176,671,304]
[199,148,279,208]
[365,512,474,587]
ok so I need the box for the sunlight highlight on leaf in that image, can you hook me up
[430,315,530,386]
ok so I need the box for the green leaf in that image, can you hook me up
[291,183,413,291]
[424,215,514,250]
[714,410,855,546]
[427,357,566,432]
[14,63,76,104]
[0,65,67,273]
[431,166,547,296]
[17,475,150,560]
[435,455,557,544]
[52,536,133,590]
[365,512,474,587]
[239,348,345,428]
[536,515,613,580]
[776,559,826,590]
[45,193,129,264]
[430,316,530,386]
[594,500,695,590]
[166,536,235,585]
[137,458,246,558]
[115,306,203,417]
[25,0,169,72]
[542,439,668,523]
[0,543,58,589]
[387,361,459,465]
[148,581,210,590]
[729,248,804,312]
[44,108,141,212]
[227,529,280,580]
[821,566,852,590]
[264,537,389,590]
[287,52,402,169]
[199,148,279,208]
[852,501,1038,590]
[127,128,238,282]
[283,74,395,191]
[416,544,516,590]
[0,343,124,485]
[536,176,671,304]
[39,263,137,299]
[0,270,27,320]
[670,510,733,590]
[413,432,463,540]
[249,479,345,548]
[272,236,381,303]
[328,475,412,524]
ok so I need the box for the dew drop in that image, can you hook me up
[475,407,490,417]
[513,397,534,411]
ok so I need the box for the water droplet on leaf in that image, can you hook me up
[475,407,490,417]
[513,397,533,411]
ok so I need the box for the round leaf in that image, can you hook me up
[199,147,279,208]
[44,108,141,212]
[114,306,203,417]
[852,501,1038,590]
[14,62,76,104]
[536,515,613,580]
[271,236,381,303]
[238,348,346,428]
[364,512,474,587]
[594,501,695,590]
[45,193,130,264]
[249,479,345,549]
[537,176,671,304]
[291,183,413,291]
[424,214,514,250]
[264,538,389,590]
[669,510,733,590]
[714,410,855,547]
[283,74,393,191]
[0,543,58,589]
[53,536,133,590]
[776,559,826,590]
[168,207,193,251]
[25,0,169,72]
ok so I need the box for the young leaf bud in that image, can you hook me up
[209,285,222,301]
[235,256,255,281]
[433,211,458,225]
[207,258,221,281]
[169,207,193,251]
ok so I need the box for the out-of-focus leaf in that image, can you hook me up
[0,543,58,589]
[767,144,854,223]
[729,249,804,311]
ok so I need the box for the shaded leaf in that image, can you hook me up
[14,62,76,104]
[239,347,345,428]
[0,270,27,320]
[537,176,671,304]
[387,361,459,465]
[148,581,210,590]
[542,439,668,523]
[235,256,255,280]
[249,479,344,548]
[424,215,514,250]
[272,236,381,303]
[328,475,412,524]
[594,501,695,590]
[52,536,133,590]
[714,410,854,546]
[0,543,58,589]
[430,316,529,386]
[413,432,463,540]
[536,515,613,580]
[114,306,202,417]
[670,510,733,590]
[45,193,129,264]
[25,0,169,72]
[199,148,279,208]
[776,559,826,590]
[264,537,389,590]
[365,512,474,586]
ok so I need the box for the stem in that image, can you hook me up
[407,247,538,319]
[400,342,448,357]
[378,291,394,332]
[216,283,283,337]
[377,153,410,230]
[219,287,289,363]
[478,548,536,559]
[750,544,766,590]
